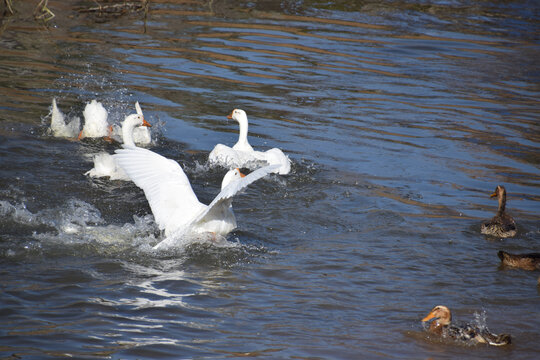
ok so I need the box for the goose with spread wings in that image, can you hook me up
[113,146,278,249]
[208,109,291,175]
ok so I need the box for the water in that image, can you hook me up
[1,0,539,358]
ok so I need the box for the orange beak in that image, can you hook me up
[142,118,152,127]
[104,125,114,143]
[227,111,233,120]
[490,192,497,198]
[236,168,246,178]
[77,130,84,140]
[422,310,436,322]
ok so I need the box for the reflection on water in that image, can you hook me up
[0,0,539,359]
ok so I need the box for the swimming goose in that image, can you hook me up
[85,112,151,180]
[481,185,517,238]
[422,305,511,346]
[110,102,152,146]
[78,100,110,139]
[498,251,540,271]
[208,109,291,175]
[113,146,278,249]
[49,98,80,138]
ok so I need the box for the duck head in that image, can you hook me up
[422,305,451,326]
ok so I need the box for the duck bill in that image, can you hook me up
[142,118,152,127]
[490,191,497,198]
[227,112,233,120]
[422,311,436,322]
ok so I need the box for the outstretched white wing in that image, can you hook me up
[208,144,240,167]
[192,164,279,226]
[113,147,204,234]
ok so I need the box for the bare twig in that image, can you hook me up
[4,0,15,15]
[34,0,55,22]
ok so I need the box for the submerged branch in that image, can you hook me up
[1,1,148,22]
[77,0,148,18]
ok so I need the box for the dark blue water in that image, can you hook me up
[1,1,539,358]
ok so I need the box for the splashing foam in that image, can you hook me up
[472,310,488,330]
[1,199,241,255]
[0,201,41,225]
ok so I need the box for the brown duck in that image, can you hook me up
[498,251,540,271]
[481,185,517,238]
[422,305,511,346]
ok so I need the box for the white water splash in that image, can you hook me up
[1,198,245,256]
[0,201,42,225]
[472,309,488,330]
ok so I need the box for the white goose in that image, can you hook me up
[85,109,151,180]
[208,109,291,175]
[111,102,152,146]
[49,98,81,138]
[113,146,278,249]
[78,100,110,139]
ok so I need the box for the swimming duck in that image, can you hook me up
[422,305,511,346]
[85,111,151,180]
[481,185,517,238]
[498,251,540,271]
[113,146,278,249]
[49,98,80,138]
[208,109,291,175]
[78,100,110,139]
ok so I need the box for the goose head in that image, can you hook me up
[228,109,248,125]
[221,168,245,189]
[422,305,451,326]
[121,114,151,147]
[123,113,151,129]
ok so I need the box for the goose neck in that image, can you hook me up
[122,119,137,148]
[234,117,252,151]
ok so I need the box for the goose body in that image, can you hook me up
[85,110,151,180]
[498,251,540,271]
[422,305,511,346]
[49,98,80,138]
[208,109,291,175]
[79,100,110,139]
[481,185,517,238]
[113,146,278,249]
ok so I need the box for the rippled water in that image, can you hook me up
[1,1,539,359]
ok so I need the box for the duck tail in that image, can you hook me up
[482,332,512,346]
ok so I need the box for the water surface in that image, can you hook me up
[1,0,539,359]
